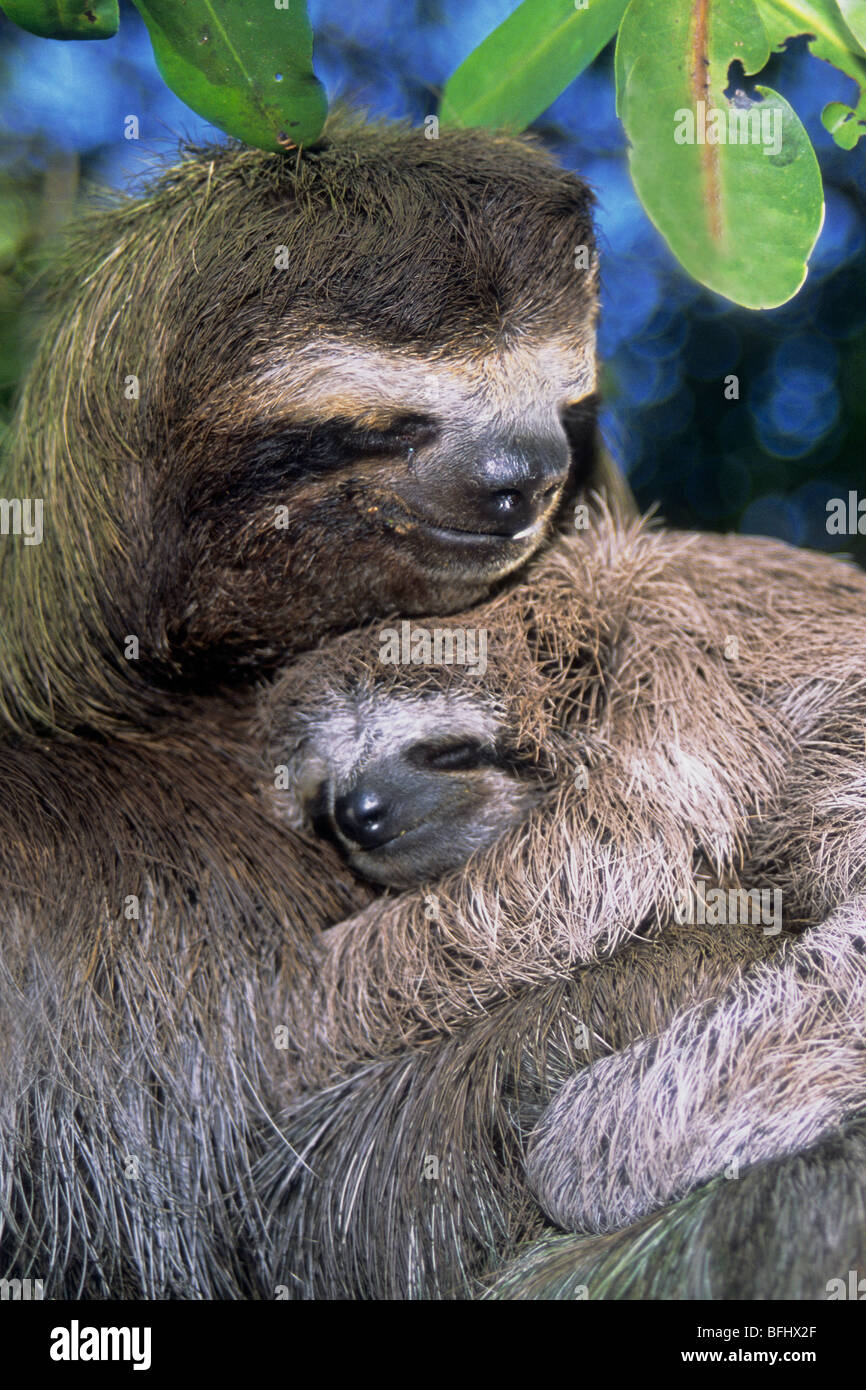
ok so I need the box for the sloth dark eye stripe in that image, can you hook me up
[249,414,436,472]
[190,414,439,509]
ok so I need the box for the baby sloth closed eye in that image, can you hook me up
[256,631,554,889]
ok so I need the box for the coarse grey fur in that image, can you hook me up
[256,508,866,1298]
[527,710,866,1233]
[486,1109,866,1300]
[0,117,619,1298]
[2,105,860,1300]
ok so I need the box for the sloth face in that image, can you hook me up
[146,122,598,676]
[266,689,543,888]
[170,336,596,672]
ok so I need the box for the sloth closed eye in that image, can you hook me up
[407,739,497,772]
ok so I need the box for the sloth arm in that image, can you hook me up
[524,890,866,1233]
[526,694,866,1233]
[290,523,811,1082]
[289,731,769,1082]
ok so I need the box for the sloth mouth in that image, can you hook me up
[332,815,426,858]
[420,518,546,546]
[377,502,548,552]
[345,824,440,887]
[318,821,431,890]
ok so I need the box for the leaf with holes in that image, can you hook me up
[755,0,866,149]
[0,0,118,38]
[615,0,823,307]
[130,0,327,151]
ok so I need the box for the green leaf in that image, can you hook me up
[836,0,866,52]
[615,0,823,308]
[754,0,866,147]
[0,0,118,39]
[440,0,629,130]
[130,0,327,151]
[822,97,864,145]
[0,192,29,268]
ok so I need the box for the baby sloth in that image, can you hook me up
[260,642,551,890]
[258,507,866,1245]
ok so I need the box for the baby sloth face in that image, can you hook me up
[261,684,545,889]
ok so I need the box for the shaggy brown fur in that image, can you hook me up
[0,112,608,738]
[265,922,790,1299]
[528,891,866,1236]
[0,705,374,1295]
[260,511,848,1071]
[5,108,855,1302]
[0,117,624,1297]
[254,510,866,1297]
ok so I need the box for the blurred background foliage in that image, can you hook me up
[1,0,864,559]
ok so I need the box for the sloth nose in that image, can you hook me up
[333,786,393,850]
[473,439,570,537]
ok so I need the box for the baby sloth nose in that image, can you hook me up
[472,437,570,538]
[333,785,393,850]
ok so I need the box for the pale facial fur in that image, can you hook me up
[264,687,543,889]
[249,333,597,432]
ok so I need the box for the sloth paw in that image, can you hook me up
[527,903,866,1235]
[524,1038,724,1233]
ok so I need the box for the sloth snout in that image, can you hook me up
[333,784,395,850]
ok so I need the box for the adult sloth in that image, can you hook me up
[0,116,613,1296]
[0,115,603,737]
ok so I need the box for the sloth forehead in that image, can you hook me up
[251,333,596,427]
[300,692,500,774]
